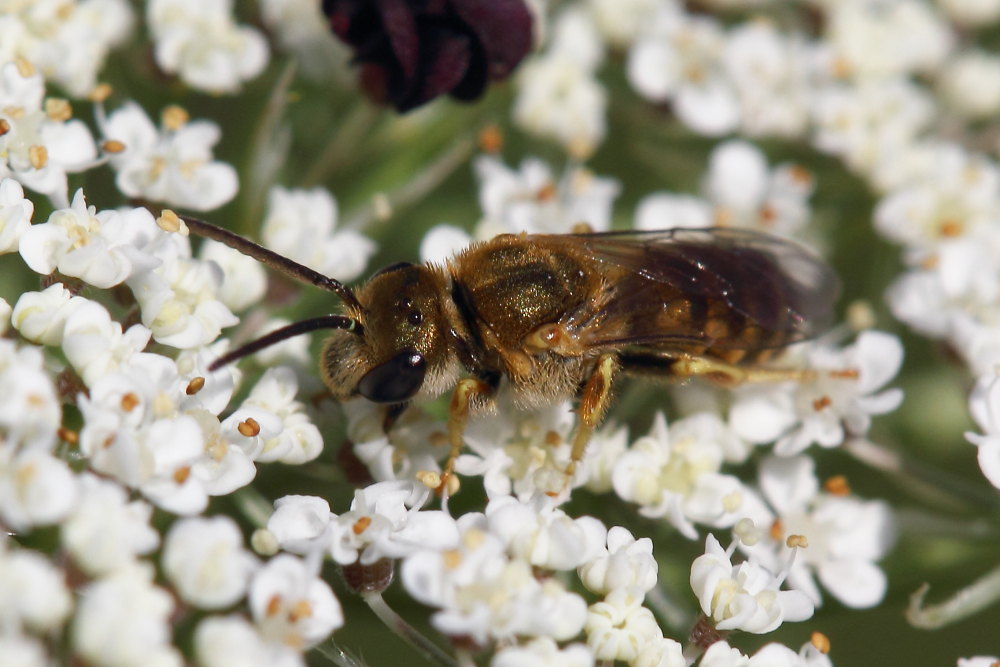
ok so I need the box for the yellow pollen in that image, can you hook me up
[415,470,441,490]
[288,599,313,622]
[812,395,832,412]
[120,392,140,412]
[266,594,283,617]
[810,631,831,654]
[352,516,372,535]
[535,182,556,201]
[26,393,45,406]
[429,431,448,448]
[477,124,503,153]
[44,98,72,122]
[0,118,9,136]
[89,83,112,103]
[173,466,191,484]
[824,475,851,496]
[102,139,126,154]
[829,368,860,380]
[462,528,486,550]
[156,209,182,233]
[938,218,963,238]
[786,534,809,549]
[185,376,206,395]
[769,519,784,541]
[57,427,79,445]
[161,104,189,131]
[17,462,37,484]
[788,164,812,185]
[3,105,24,120]
[238,417,261,437]
[102,434,115,449]
[443,549,462,569]
[544,430,562,447]
[15,57,35,78]
[28,145,48,170]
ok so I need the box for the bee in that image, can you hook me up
[182,218,839,491]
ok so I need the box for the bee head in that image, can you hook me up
[322,262,454,404]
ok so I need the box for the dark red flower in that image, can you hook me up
[322,0,533,112]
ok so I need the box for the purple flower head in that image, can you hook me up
[323,0,533,112]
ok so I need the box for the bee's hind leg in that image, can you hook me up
[564,354,620,488]
[668,353,816,386]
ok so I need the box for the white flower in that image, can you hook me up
[492,637,594,667]
[0,632,47,667]
[578,526,658,598]
[235,367,322,465]
[99,101,238,211]
[958,658,1000,667]
[0,449,78,531]
[939,51,1000,120]
[267,495,335,555]
[127,228,238,348]
[514,8,607,158]
[0,1,134,97]
[73,563,181,667]
[327,481,459,566]
[0,543,73,633]
[259,0,341,80]
[261,186,376,282]
[420,224,472,264]
[585,0,662,47]
[742,456,896,608]
[634,637,686,667]
[486,494,607,571]
[11,283,89,346]
[811,78,934,176]
[612,412,749,538]
[61,473,160,576]
[61,299,156,386]
[346,400,446,483]
[0,177,32,253]
[0,339,61,451]
[249,554,343,649]
[163,516,259,609]
[584,588,663,662]
[198,238,268,313]
[730,331,904,455]
[965,373,1000,490]
[147,0,269,94]
[937,0,1000,26]
[474,156,620,236]
[0,297,9,336]
[703,140,815,237]
[821,0,952,79]
[195,615,305,667]
[627,6,739,136]
[0,60,98,206]
[690,534,814,634]
[401,514,588,644]
[723,22,813,139]
[19,189,160,287]
[634,193,713,231]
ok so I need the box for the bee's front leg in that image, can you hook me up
[565,354,619,487]
[440,377,497,495]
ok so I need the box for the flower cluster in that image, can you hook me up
[0,0,997,665]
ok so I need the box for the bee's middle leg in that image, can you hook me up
[565,354,619,485]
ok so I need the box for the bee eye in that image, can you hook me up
[357,349,427,403]
[407,310,423,325]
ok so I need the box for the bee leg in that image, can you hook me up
[670,353,816,386]
[440,377,496,494]
[565,354,619,487]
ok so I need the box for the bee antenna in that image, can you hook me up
[179,215,365,314]
[208,315,363,371]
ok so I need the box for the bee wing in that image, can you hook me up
[544,227,840,351]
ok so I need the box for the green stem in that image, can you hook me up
[314,638,368,667]
[906,563,1000,629]
[363,592,457,667]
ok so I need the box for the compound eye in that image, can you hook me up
[357,349,426,403]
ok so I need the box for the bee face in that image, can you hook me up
[322,263,452,404]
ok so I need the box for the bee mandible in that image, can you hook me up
[181,217,840,493]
